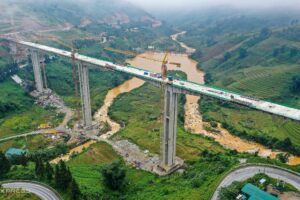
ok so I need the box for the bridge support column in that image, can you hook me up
[160,85,178,171]
[9,42,17,56]
[78,62,92,127]
[31,50,44,93]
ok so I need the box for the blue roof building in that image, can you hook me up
[242,183,279,200]
[5,148,27,158]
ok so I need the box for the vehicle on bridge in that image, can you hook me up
[105,64,116,70]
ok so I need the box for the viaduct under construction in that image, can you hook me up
[6,39,300,173]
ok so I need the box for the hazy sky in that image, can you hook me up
[127,0,300,11]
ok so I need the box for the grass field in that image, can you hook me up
[68,142,120,166]
[226,65,300,102]
[0,193,40,200]
[0,106,62,139]
[67,140,236,200]
[110,83,225,161]
[187,27,300,146]
[0,78,62,139]
[0,79,33,114]
[0,134,65,153]
[67,142,120,198]
[200,97,300,145]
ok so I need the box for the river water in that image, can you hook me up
[93,32,300,165]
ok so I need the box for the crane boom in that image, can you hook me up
[104,47,181,67]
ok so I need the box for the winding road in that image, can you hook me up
[211,165,300,200]
[1,182,60,200]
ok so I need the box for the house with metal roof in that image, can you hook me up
[241,183,279,200]
[5,148,27,158]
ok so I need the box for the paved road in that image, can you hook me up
[0,130,44,142]
[0,101,73,143]
[2,182,60,200]
[211,165,300,200]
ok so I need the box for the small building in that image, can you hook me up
[242,183,279,200]
[5,148,27,158]
[259,178,266,185]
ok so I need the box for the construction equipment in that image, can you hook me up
[34,33,81,120]
[39,34,80,105]
[104,47,181,79]
[38,123,52,129]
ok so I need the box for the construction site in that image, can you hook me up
[1,32,300,177]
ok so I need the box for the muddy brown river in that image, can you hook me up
[93,32,300,165]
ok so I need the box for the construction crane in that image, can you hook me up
[104,47,181,79]
[43,35,80,102]
[33,33,81,120]
[105,47,181,157]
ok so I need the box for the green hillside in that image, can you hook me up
[176,11,300,152]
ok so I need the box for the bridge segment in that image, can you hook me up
[8,39,300,173]
[30,50,44,93]
[78,62,92,127]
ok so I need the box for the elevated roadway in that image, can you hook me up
[4,39,300,171]
[15,40,300,121]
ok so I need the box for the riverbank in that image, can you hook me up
[170,31,300,165]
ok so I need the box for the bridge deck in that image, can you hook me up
[16,40,300,121]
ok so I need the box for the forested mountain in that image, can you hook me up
[0,0,161,35]
[168,7,300,154]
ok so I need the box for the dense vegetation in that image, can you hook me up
[220,173,298,200]
[199,96,300,155]
[174,9,300,150]
[2,1,300,200]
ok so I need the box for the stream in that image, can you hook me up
[92,31,300,165]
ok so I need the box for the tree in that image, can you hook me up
[44,55,51,64]
[35,157,45,178]
[223,52,231,61]
[204,73,213,84]
[238,48,247,59]
[273,48,280,57]
[276,153,289,163]
[71,179,81,200]
[0,151,11,177]
[260,27,271,38]
[54,165,60,187]
[102,161,126,191]
[290,48,298,57]
[282,138,292,149]
[290,75,300,93]
[45,162,54,181]
[55,160,72,188]
[19,153,28,168]
[220,182,243,200]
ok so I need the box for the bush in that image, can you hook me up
[276,153,289,163]
[191,179,201,188]
[210,121,218,128]
[102,161,126,191]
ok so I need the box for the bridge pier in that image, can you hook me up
[9,42,17,57]
[159,85,180,172]
[78,62,92,127]
[31,50,44,93]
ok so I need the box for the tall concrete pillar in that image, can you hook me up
[160,85,178,169]
[31,50,44,93]
[9,42,18,63]
[9,42,17,55]
[78,62,92,127]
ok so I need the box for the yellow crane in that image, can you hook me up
[104,47,181,79]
